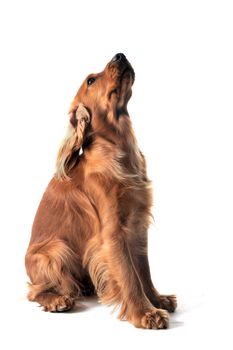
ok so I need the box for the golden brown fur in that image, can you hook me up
[25,53,177,329]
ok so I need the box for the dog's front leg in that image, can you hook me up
[134,250,177,313]
[85,230,169,329]
[84,202,168,328]
[104,230,171,328]
[128,231,177,313]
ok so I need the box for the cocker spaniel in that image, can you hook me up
[25,53,177,329]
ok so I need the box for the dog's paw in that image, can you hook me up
[43,295,74,312]
[159,294,177,313]
[141,308,169,329]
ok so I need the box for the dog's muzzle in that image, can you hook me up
[109,53,135,82]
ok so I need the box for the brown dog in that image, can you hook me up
[25,53,177,329]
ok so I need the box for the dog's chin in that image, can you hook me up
[110,65,134,94]
[121,65,135,83]
[110,90,132,119]
[110,72,134,114]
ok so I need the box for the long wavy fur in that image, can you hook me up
[55,103,90,180]
[25,55,176,328]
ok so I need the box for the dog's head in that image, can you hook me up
[70,53,135,125]
[56,54,135,180]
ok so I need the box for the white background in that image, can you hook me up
[0,0,233,349]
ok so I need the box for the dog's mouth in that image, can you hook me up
[109,66,135,101]
[121,66,135,82]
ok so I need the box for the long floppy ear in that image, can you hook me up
[55,103,90,180]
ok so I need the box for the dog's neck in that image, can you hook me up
[86,111,136,149]
[84,113,145,177]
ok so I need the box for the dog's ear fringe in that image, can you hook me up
[55,103,90,181]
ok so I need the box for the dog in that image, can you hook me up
[25,53,177,329]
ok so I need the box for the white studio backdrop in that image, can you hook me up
[0,1,232,349]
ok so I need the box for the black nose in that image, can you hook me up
[112,53,126,62]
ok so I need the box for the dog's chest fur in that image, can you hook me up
[82,136,152,228]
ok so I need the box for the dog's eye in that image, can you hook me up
[87,77,96,86]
